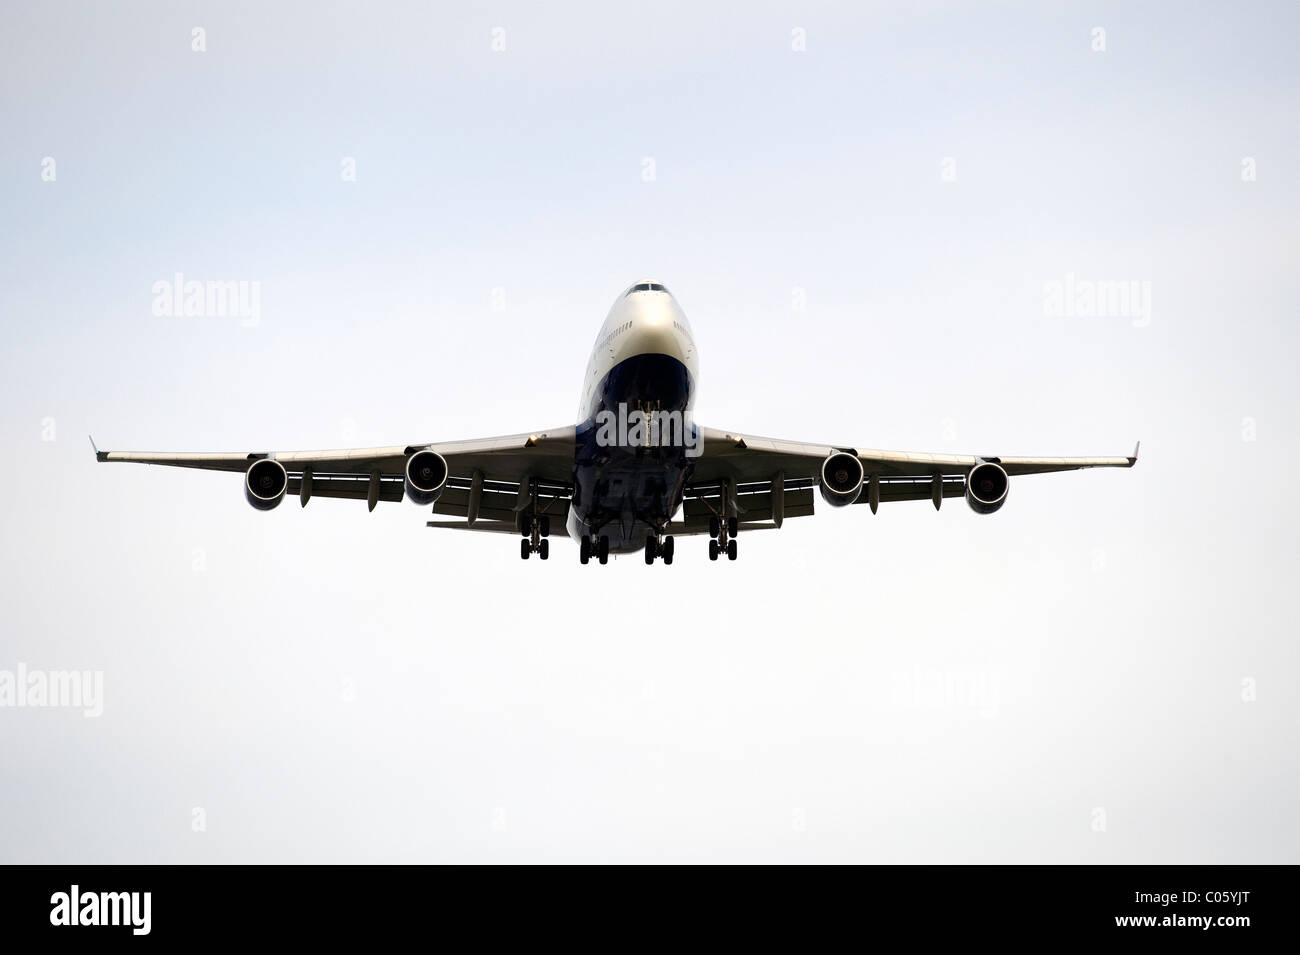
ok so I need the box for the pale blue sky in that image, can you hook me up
[2,1,1297,862]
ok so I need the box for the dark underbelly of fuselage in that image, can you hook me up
[569,353,694,552]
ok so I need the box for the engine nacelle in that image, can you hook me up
[245,459,288,510]
[965,462,1009,514]
[818,451,865,507]
[404,450,448,505]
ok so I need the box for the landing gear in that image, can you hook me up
[578,533,610,565]
[518,480,553,561]
[708,490,740,562]
[706,529,736,561]
[521,515,548,559]
[644,532,675,565]
[519,536,551,559]
[520,515,551,560]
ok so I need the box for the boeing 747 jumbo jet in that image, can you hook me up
[95,280,1138,564]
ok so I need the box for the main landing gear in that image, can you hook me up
[707,514,738,561]
[579,534,610,565]
[644,534,675,565]
[519,514,551,560]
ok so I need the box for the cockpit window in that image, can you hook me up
[626,282,669,296]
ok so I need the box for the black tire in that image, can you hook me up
[663,536,674,565]
[520,539,531,560]
[540,516,551,538]
[708,516,720,539]
[727,516,738,537]
[709,539,719,561]
[597,536,609,564]
[644,536,656,565]
[580,536,591,565]
[539,539,549,560]
[727,538,737,561]
[520,515,532,537]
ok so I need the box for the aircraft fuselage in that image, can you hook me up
[567,282,699,553]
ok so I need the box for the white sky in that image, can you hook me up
[1,0,1297,862]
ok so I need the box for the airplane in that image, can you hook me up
[94,279,1138,565]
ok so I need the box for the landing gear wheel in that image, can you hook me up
[709,516,720,539]
[520,539,531,560]
[520,515,532,537]
[597,536,610,565]
[580,536,591,565]
[539,539,549,560]
[540,516,551,538]
[662,536,674,565]
[727,538,737,561]
[709,539,719,561]
[644,536,656,565]
[727,516,738,537]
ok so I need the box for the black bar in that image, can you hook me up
[3,865,1286,943]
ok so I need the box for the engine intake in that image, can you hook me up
[245,459,288,510]
[819,451,864,507]
[405,450,448,505]
[965,462,1009,514]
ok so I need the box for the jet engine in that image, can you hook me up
[965,461,1009,514]
[404,450,449,505]
[245,459,288,510]
[819,451,864,507]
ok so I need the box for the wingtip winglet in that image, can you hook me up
[1128,440,1140,466]
[89,435,108,462]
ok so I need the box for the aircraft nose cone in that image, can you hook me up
[629,308,687,362]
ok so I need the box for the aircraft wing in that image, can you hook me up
[93,428,576,526]
[691,427,1138,482]
[678,426,1137,530]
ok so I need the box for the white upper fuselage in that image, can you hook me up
[579,281,699,419]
